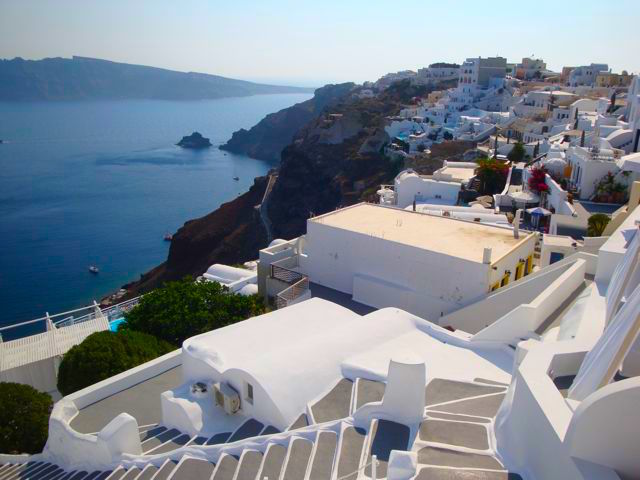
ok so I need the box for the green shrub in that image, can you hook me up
[123,277,266,345]
[587,213,610,237]
[507,141,526,162]
[57,330,174,396]
[0,383,52,454]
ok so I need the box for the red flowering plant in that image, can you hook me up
[528,166,549,193]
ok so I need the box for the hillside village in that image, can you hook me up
[2,56,640,480]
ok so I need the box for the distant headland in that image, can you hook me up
[0,56,314,101]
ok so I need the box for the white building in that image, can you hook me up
[568,63,609,87]
[200,263,258,296]
[263,203,536,320]
[416,63,460,84]
[458,56,507,89]
[5,195,640,480]
[566,144,623,200]
[378,164,477,208]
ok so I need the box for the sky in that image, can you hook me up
[1,0,639,88]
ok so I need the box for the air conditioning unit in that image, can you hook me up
[213,382,240,415]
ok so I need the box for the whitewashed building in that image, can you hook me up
[567,63,609,87]
[378,164,477,208]
[261,203,536,320]
[4,196,640,480]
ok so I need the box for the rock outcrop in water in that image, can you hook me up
[176,132,212,149]
[121,79,459,297]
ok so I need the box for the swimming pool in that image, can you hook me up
[109,318,126,332]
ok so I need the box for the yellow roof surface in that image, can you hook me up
[310,204,531,263]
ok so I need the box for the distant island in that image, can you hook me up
[0,56,314,101]
[176,132,212,149]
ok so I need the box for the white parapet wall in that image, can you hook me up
[42,350,181,470]
[441,254,590,334]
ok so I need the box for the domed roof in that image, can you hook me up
[237,283,259,296]
[269,239,288,248]
[394,169,419,183]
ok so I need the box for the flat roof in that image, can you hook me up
[310,204,530,263]
[439,166,476,182]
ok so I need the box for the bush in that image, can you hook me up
[475,157,509,194]
[0,383,52,454]
[123,277,266,345]
[507,142,526,163]
[57,330,174,396]
[587,213,610,237]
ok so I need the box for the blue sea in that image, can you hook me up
[0,94,312,336]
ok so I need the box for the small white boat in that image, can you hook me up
[164,232,173,242]
[89,265,99,274]
[233,176,240,181]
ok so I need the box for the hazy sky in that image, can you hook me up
[1,0,639,87]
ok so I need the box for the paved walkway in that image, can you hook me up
[309,283,374,315]
[70,367,182,433]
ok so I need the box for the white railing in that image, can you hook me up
[101,297,141,323]
[0,296,141,341]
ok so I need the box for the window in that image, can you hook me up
[526,254,534,275]
[500,271,510,287]
[515,261,525,280]
[490,281,500,292]
[245,382,254,405]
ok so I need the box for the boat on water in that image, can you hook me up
[233,176,240,181]
[88,265,99,274]
[164,232,173,242]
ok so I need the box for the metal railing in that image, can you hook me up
[102,296,141,323]
[0,296,142,340]
[275,277,310,310]
[270,256,310,309]
[271,263,306,285]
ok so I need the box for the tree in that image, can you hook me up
[57,330,174,396]
[443,131,453,141]
[123,278,266,345]
[587,213,611,237]
[0,383,52,454]
[507,142,526,162]
[474,157,509,194]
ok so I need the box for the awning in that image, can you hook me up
[527,206,552,216]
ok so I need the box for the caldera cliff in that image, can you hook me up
[120,79,464,298]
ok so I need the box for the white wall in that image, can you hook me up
[545,174,576,216]
[489,234,537,287]
[43,351,181,470]
[441,257,578,334]
[395,175,460,208]
[566,377,640,478]
[301,221,489,320]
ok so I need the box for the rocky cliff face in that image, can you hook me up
[220,83,356,161]
[124,177,269,295]
[122,80,449,296]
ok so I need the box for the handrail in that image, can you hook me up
[275,277,309,309]
[0,296,141,335]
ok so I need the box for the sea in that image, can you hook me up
[0,93,312,338]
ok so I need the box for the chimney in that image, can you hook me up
[483,247,492,264]
[513,209,522,239]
